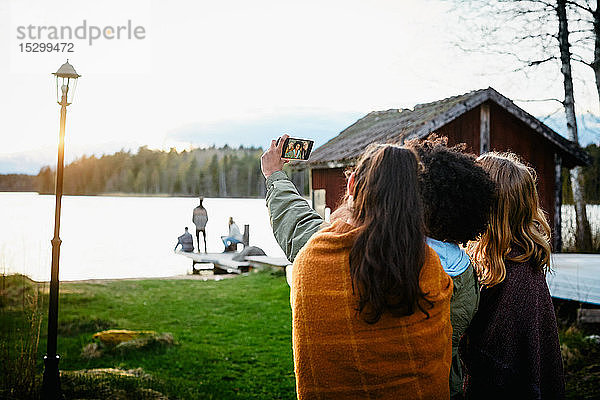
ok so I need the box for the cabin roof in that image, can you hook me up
[306,87,590,168]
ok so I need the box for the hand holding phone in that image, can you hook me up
[261,134,289,179]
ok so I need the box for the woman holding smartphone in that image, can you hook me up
[262,136,453,399]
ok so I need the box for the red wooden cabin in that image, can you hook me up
[305,87,590,251]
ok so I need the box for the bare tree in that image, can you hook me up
[594,1,600,102]
[558,0,594,250]
[451,0,593,251]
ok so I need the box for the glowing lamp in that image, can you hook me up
[53,60,80,105]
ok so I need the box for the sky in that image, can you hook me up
[1,0,599,174]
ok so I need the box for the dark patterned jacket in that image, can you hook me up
[460,247,565,399]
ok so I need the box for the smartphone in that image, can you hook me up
[280,137,314,161]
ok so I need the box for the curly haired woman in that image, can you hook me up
[407,136,496,399]
[460,152,565,399]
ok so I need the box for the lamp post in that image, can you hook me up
[42,60,80,400]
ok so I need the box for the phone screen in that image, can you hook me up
[281,138,314,160]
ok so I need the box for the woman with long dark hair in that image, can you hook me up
[262,137,453,399]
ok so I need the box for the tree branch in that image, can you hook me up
[566,0,594,14]
[528,56,559,65]
[505,0,557,11]
[513,98,564,104]
[514,33,558,40]
[572,55,592,66]
[569,28,595,34]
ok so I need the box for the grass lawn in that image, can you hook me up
[3,272,600,399]
[1,271,296,399]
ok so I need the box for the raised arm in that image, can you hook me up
[262,135,323,262]
[266,171,323,262]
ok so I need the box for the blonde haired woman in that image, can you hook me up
[461,152,564,399]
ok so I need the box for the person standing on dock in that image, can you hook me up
[193,197,208,253]
[174,227,194,252]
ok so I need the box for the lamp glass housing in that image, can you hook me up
[53,61,80,105]
[55,76,78,104]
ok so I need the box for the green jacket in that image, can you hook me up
[265,170,479,397]
[448,264,479,397]
[266,171,324,263]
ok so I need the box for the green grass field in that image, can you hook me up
[1,271,296,399]
[2,271,599,399]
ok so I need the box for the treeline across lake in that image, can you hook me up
[0,174,37,191]
[34,145,308,197]
[3,143,600,201]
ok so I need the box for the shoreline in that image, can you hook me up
[0,191,310,201]
[29,191,266,199]
[61,273,238,283]
[8,273,239,285]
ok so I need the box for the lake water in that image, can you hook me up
[0,193,286,281]
[1,192,598,281]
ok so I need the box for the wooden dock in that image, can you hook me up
[176,250,599,305]
[175,251,290,275]
[549,253,600,305]
[176,251,250,274]
[245,256,290,270]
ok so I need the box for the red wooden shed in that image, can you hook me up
[305,87,590,251]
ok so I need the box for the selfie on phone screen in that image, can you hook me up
[281,138,314,161]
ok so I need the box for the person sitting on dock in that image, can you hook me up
[193,197,208,253]
[174,227,194,252]
[221,217,243,251]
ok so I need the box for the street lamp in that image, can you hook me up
[42,60,80,400]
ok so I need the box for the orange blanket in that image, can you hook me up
[291,220,453,399]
